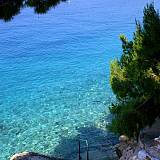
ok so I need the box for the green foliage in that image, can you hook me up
[108,3,160,138]
[0,0,67,21]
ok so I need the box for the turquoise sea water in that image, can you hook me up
[0,0,160,159]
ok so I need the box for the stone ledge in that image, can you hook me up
[10,152,63,160]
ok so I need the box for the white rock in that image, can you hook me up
[10,152,56,160]
[119,135,129,142]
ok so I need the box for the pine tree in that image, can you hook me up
[108,3,160,138]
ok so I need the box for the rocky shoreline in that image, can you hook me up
[116,119,160,160]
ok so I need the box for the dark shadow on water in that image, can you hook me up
[50,125,118,160]
[0,0,67,22]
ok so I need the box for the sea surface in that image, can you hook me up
[0,0,160,159]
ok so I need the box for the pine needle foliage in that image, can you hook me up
[108,3,160,138]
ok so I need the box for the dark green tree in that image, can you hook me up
[108,3,160,138]
[0,0,66,22]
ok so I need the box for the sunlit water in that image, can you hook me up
[0,0,160,159]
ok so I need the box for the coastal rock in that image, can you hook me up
[10,152,62,160]
[116,119,160,160]
[115,135,137,159]
[116,136,138,160]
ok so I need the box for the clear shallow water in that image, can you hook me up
[0,0,160,159]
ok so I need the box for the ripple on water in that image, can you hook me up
[0,78,115,159]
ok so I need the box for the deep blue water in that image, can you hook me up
[0,0,160,159]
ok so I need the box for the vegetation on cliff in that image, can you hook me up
[108,3,160,138]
